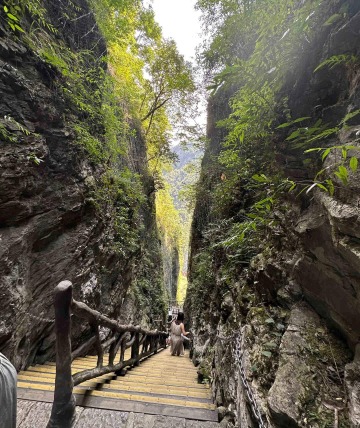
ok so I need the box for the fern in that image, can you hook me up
[314,54,359,72]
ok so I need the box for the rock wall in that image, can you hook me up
[0,0,165,369]
[186,2,360,427]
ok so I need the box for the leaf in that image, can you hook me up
[335,165,348,185]
[265,317,275,324]
[350,156,358,172]
[4,5,9,12]
[6,12,19,22]
[315,183,329,192]
[286,130,300,141]
[322,148,331,161]
[261,351,272,358]
[252,173,268,183]
[340,109,360,125]
[288,181,296,192]
[265,341,277,349]
[324,13,341,26]
[308,127,339,142]
[326,179,335,196]
[293,116,311,124]
[14,24,24,32]
[277,121,292,129]
[342,148,347,160]
[305,147,323,153]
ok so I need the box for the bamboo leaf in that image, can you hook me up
[315,183,328,192]
[322,148,331,161]
[340,109,360,125]
[305,147,322,153]
[350,156,358,172]
[14,24,24,32]
[326,179,335,196]
[286,130,300,141]
[7,12,19,22]
[277,121,292,129]
[293,116,311,123]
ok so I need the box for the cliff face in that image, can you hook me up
[186,3,360,427]
[0,0,165,370]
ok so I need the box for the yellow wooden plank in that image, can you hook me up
[110,377,207,386]
[17,382,215,410]
[100,384,211,398]
[111,376,200,386]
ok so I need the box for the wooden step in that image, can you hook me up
[17,349,218,422]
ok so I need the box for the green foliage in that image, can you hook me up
[2,4,24,32]
[283,109,360,193]
[187,0,357,322]
[93,168,146,258]
[0,122,16,143]
[314,54,359,72]
[2,0,56,33]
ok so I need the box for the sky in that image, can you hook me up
[149,0,202,63]
[145,0,207,132]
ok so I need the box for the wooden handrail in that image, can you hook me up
[47,281,167,428]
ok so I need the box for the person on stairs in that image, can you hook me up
[170,312,189,356]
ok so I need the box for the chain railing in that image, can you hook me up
[216,328,267,428]
[234,333,267,428]
[47,281,167,428]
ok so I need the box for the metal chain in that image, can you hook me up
[28,313,54,324]
[234,333,267,428]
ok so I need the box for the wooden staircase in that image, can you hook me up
[17,349,218,427]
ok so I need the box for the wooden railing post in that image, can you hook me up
[131,332,140,366]
[47,281,76,428]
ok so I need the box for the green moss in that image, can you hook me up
[246,305,288,391]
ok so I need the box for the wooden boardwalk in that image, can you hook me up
[17,349,219,427]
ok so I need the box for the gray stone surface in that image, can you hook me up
[16,400,36,426]
[16,400,220,428]
[185,420,220,428]
[75,407,129,428]
[131,413,185,428]
[345,344,360,427]
[17,401,52,427]
[267,304,319,427]
[17,401,84,428]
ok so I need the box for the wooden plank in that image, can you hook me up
[75,395,218,422]
[18,384,215,410]
[99,385,213,402]
[17,389,218,422]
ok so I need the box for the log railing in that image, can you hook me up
[47,281,168,428]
